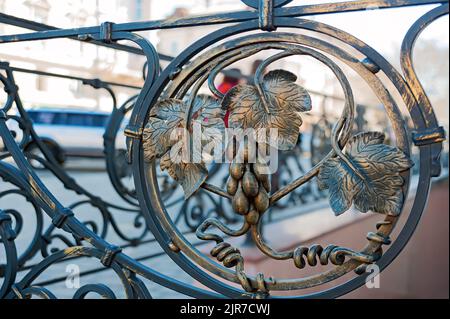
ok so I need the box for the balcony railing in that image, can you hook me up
[0,0,448,299]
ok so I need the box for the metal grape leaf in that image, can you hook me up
[160,152,209,199]
[317,132,413,216]
[143,95,226,198]
[143,99,184,162]
[222,69,312,151]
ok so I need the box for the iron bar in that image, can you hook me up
[0,12,174,62]
[0,0,447,299]
[0,1,446,44]
[0,63,142,90]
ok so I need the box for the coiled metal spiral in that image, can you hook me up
[210,242,242,268]
[209,241,268,295]
[293,244,343,269]
[293,243,385,270]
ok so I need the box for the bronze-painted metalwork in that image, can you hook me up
[0,0,448,299]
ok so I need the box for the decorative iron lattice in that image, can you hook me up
[0,0,448,299]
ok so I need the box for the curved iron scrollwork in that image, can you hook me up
[0,0,448,299]
[0,65,151,250]
[139,29,412,294]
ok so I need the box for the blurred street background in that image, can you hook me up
[0,0,448,299]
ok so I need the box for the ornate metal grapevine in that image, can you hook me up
[135,0,447,297]
[0,0,448,299]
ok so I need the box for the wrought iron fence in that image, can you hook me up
[0,0,448,299]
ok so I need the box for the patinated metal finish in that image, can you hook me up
[0,0,448,299]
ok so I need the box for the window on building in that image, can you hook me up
[25,0,50,24]
[0,0,5,33]
[170,42,179,56]
[135,0,143,20]
[69,81,82,95]
[66,10,89,55]
[66,9,88,27]
[36,76,47,91]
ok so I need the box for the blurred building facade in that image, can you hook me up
[156,0,306,76]
[0,0,150,111]
[156,1,249,69]
[0,0,447,131]
[155,0,347,122]
[155,1,448,133]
